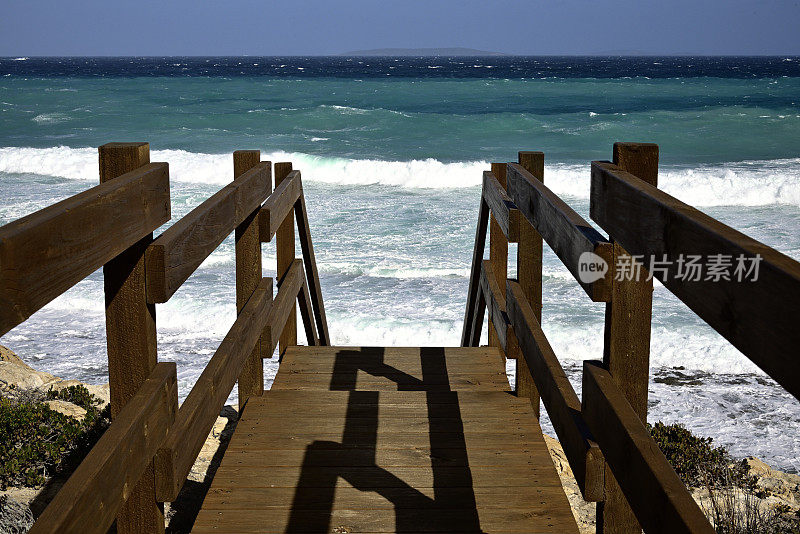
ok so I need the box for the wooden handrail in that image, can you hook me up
[29,363,178,534]
[591,159,800,400]
[482,171,520,242]
[582,361,714,533]
[478,259,509,352]
[461,198,489,346]
[154,277,274,501]
[506,280,604,502]
[0,162,170,335]
[294,188,331,345]
[461,143,796,533]
[145,161,271,303]
[7,143,330,531]
[259,169,302,242]
[507,162,613,302]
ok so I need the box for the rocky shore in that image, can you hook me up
[543,423,800,533]
[0,346,237,533]
[2,345,799,533]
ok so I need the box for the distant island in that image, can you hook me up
[341,47,505,57]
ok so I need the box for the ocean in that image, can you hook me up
[1,56,798,471]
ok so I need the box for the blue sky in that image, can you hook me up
[1,0,799,56]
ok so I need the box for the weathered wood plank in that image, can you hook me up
[594,143,659,533]
[591,158,800,400]
[506,162,613,302]
[263,259,305,357]
[478,260,509,353]
[234,151,267,411]
[244,388,517,406]
[582,361,715,534]
[298,275,319,346]
[154,277,273,502]
[243,388,517,405]
[97,143,166,534]
[29,363,177,534]
[193,507,576,533]
[295,190,331,345]
[488,164,508,352]
[259,169,302,242]
[236,415,537,435]
[275,163,298,357]
[515,151,544,417]
[209,464,563,488]
[0,162,169,336]
[227,431,545,452]
[144,161,270,303]
[271,374,509,392]
[482,171,520,243]
[277,347,505,374]
[201,485,563,509]
[461,198,489,346]
[506,280,604,501]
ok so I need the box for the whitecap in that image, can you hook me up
[32,113,70,124]
[2,146,800,206]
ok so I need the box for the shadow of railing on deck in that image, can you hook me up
[285,347,485,533]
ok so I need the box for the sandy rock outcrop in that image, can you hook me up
[543,433,800,533]
[745,456,800,507]
[543,434,596,533]
[43,399,87,419]
[0,347,61,393]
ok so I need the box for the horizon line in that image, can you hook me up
[2,53,800,58]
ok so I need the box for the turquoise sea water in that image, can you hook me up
[1,56,799,471]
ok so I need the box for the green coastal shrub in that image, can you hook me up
[648,422,800,534]
[0,385,110,489]
[47,384,101,412]
[648,421,749,488]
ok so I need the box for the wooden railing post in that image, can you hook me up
[275,162,297,354]
[99,142,164,534]
[488,162,508,354]
[234,150,266,411]
[515,151,543,417]
[597,142,658,534]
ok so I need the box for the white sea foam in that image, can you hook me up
[1,146,799,207]
[31,113,70,124]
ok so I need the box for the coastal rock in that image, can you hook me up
[0,345,110,407]
[543,433,800,532]
[43,399,87,419]
[0,494,35,534]
[0,345,24,365]
[0,345,61,392]
[744,457,800,506]
[0,360,60,392]
[188,412,236,482]
[543,434,595,533]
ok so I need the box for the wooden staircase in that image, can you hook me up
[9,141,799,534]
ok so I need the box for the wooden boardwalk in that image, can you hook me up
[28,143,789,533]
[193,347,579,533]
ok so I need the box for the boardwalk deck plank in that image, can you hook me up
[193,346,579,534]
